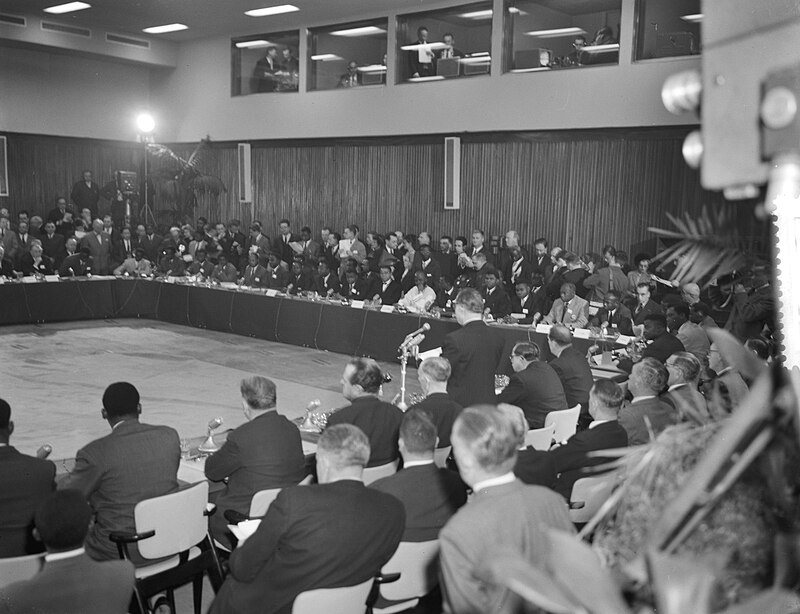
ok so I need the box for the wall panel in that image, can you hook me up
[2,127,737,258]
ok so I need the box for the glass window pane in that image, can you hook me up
[231,31,300,96]
[397,2,493,84]
[635,0,701,60]
[308,19,388,92]
[505,0,621,73]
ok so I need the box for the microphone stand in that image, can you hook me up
[397,344,410,411]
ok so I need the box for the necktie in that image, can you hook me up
[512,260,521,281]
[561,301,568,323]
[608,269,614,291]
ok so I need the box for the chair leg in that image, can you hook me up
[193,573,204,614]
[167,590,176,613]
[129,587,148,614]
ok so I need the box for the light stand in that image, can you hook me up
[135,113,157,229]
[137,133,156,228]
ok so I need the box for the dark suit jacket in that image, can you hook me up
[442,320,505,406]
[136,234,162,264]
[20,253,54,276]
[549,420,628,499]
[434,251,457,280]
[642,332,685,364]
[341,277,369,300]
[0,552,134,614]
[436,286,458,311]
[591,305,634,336]
[0,447,55,558]
[408,393,462,448]
[112,238,136,265]
[209,480,404,614]
[40,233,66,266]
[530,254,553,283]
[79,232,112,274]
[287,271,314,294]
[240,264,269,287]
[58,254,92,276]
[275,233,300,265]
[496,362,568,428]
[482,286,512,318]
[371,463,467,541]
[514,448,556,488]
[59,420,180,562]
[206,411,307,543]
[70,180,100,215]
[375,279,402,305]
[415,258,442,290]
[314,272,341,296]
[632,299,663,326]
[618,397,677,446]
[503,257,534,290]
[326,397,404,467]
[549,346,594,411]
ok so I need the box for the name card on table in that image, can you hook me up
[220,282,238,289]
[21,276,39,284]
[616,335,632,345]
[573,328,591,339]
[380,305,394,314]
[265,289,279,297]
[535,324,551,334]
[44,275,60,283]
[350,300,365,309]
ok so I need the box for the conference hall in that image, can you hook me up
[0,0,796,613]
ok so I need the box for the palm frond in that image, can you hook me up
[648,204,766,287]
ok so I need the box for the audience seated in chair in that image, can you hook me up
[0,398,55,559]
[496,342,568,429]
[209,424,405,614]
[371,408,467,542]
[662,352,709,424]
[0,489,134,614]
[407,357,462,448]
[439,405,574,614]
[326,358,404,467]
[205,376,308,549]
[58,382,180,564]
[618,358,676,446]
[547,324,594,430]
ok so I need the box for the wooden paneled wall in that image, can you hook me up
[2,127,732,256]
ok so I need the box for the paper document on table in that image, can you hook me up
[289,242,304,254]
[228,519,262,545]
[418,347,442,360]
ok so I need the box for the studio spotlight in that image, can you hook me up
[136,113,155,134]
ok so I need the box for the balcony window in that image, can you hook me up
[232,31,300,96]
[308,19,388,91]
[504,0,622,73]
[635,0,701,60]
[397,2,493,83]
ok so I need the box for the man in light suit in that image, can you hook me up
[371,408,467,541]
[441,288,505,406]
[79,219,112,274]
[662,351,709,423]
[0,490,134,614]
[240,251,269,287]
[541,282,589,328]
[209,424,405,614]
[618,358,676,445]
[0,399,56,558]
[439,405,574,614]
[496,342,568,428]
[245,222,271,266]
[3,220,35,268]
[205,376,307,548]
[58,382,180,563]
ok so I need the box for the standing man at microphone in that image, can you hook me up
[441,288,505,406]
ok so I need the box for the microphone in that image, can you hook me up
[198,417,224,453]
[401,333,426,349]
[36,444,53,459]
[404,322,431,338]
